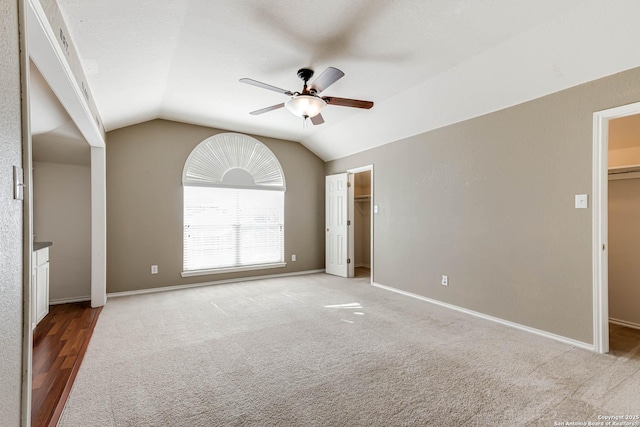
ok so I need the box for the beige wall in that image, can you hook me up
[106,120,325,293]
[609,178,640,327]
[0,0,25,424]
[609,114,640,168]
[327,66,640,345]
[33,162,91,302]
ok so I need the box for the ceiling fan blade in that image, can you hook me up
[249,103,285,115]
[309,67,344,94]
[240,78,293,96]
[324,97,374,109]
[310,113,325,125]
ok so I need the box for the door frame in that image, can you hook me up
[27,0,107,309]
[347,164,374,283]
[21,0,109,422]
[593,100,640,354]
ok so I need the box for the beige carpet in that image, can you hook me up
[60,273,640,426]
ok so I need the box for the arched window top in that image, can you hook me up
[182,133,286,191]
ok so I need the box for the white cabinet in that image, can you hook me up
[33,246,50,328]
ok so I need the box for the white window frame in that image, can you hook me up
[181,133,286,277]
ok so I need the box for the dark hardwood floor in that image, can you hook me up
[32,302,101,427]
[355,266,370,278]
[609,323,640,357]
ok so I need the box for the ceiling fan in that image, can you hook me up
[240,67,373,125]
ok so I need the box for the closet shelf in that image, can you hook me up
[609,164,640,175]
[355,195,371,201]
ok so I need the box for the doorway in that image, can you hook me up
[325,165,374,282]
[593,101,640,354]
[23,0,108,423]
[350,169,372,281]
[606,113,640,354]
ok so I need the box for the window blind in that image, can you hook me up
[183,186,284,271]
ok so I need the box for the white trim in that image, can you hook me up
[109,269,325,298]
[347,165,374,174]
[372,282,594,351]
[592,100,640,354]
[181,262,287,277]
[50,296,91,305]
[184,182,284,191]
[370,166,374,284]
[592,111,609,354]
[609,318,640,331]
[26,0,105,147]
[347,173,355,278]
[91,147,107,307]
[20,4,34,421]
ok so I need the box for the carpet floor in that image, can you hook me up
[59,273,640,426]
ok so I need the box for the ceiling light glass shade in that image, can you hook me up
[285,95,326,118]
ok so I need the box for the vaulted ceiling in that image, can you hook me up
[49,0,640,161]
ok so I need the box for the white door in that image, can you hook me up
[347,174,355,278]
[326,173,349,277]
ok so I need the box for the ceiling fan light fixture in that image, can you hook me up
[285,95,326,118]
[241,67,373,126]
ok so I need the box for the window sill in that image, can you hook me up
[181,262,287,278]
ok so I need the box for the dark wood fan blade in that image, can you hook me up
[240,78,293,96]
[324,97,374,109]
[310,113,325,125]
[249,103,285,115]
[309,67,344,93]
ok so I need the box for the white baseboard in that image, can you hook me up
[372,281,594,352]
[108,269,326,299]
[49,296,91,305]
[610,317,640,331]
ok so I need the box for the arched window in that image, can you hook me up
[181,133,286,276]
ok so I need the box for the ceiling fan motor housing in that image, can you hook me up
[297,68,314,83]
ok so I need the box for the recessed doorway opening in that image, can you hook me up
[325,164,374,283]
[593,101,640,354]
[606,113,640,355]
[350,169,372,281]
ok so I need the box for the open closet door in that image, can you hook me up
[326,173,349,277]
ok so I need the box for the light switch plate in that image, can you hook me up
[13,166,24,201]
[374,205,379,214]
[575,194,588,209]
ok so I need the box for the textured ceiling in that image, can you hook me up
[54,0,640,161]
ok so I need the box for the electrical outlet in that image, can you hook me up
[151,265,158,274]
[291,254,297,262]
[441,275,448,286]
